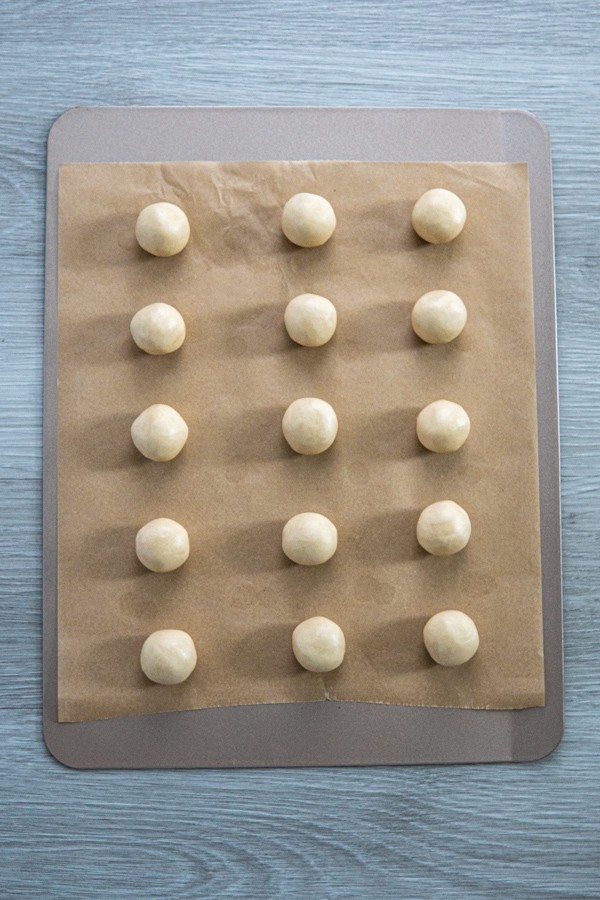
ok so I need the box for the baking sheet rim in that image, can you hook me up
[43,106,563,768]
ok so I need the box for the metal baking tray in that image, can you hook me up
[43,107,562,767]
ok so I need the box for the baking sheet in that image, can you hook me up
[57,159,544,722]
[44,107,562,766]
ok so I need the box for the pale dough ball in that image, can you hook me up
[411,290,467,344]
[281,193,336,247]
[282,512,338,565]
[423,610,479,666]
[135,202,190,257]
[284,293,337,347]
[417,500,471,556]
[417,400,471,453]
[136,518,190,573]
[130,302,186,355]
[282,397,338,455]
[140,629,197,684]
[131,404,188,461]
[292,616,346,672]
[411,189,467,244]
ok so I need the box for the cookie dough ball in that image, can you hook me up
[292,616,346,672]
[423,610,479,666]
[135,202,190,257]
[411,290,467,344]
[284,293,337,347]
[417,500,471,556]
[282,397,338,455]
[140,629,197,685]
[136,518,190,573]
[131,404,188,461]
[417,400,471,453]
[130,302,186,355]
[281,193,336,247]
[411,189,466,244]
[282,512,338,565]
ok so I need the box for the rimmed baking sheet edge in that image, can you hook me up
[43,106,563,767]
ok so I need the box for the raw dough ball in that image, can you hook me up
[140,629,197,684]
[417,400,471,453]
[135,202,190,257]
[411,290,467,344]
[131,404,188,461]
[282,512,338,565]
[411,189,467,244]
[130,302,186,355]
[423,610,479,667]
[281,193,336,247]
[417,500,471,556]
[282,397,338,455]
[292,616,346,672]
[284,293,337,347]
[136,518,190,573]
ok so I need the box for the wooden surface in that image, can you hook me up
[0,2,598,896]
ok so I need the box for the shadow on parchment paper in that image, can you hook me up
[222,303,289,356]
[77,411,145,471]
[219,406,341,466]
[416,444,474,483]
[215,191,348,263]
[118,570,192,621]
[221,303,341,369]
[219,406,295,464]
[60,212,140,269]
[81,525,192,587]
[356,200,423,255]
[215,213,342,263]
[357,615,432,676]
[418,546,474,595]
[218,209,283,259]
[277,235,338,275]
[227,622,298,680]
[62,212,192,276]
[65,312,190,376]
[224,519,292,574]
[350,509,423,564]
[92,635,149,691]
[78,411,190,473]
[340,301,415,357]
[355,407,423,459]
[81,525,139,580]
[64,313,132,364]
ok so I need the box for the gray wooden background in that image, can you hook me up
[1,1,598,897]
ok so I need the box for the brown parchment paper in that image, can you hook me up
[57,161,544,722]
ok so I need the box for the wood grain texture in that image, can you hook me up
[0,1,598,896]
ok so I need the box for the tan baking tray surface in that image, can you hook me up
[43,107,562,767]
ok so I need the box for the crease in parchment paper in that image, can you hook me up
[57,160,544,722]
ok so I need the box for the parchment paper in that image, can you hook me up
[57,161,544,722]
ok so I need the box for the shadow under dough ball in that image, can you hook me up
[411,189,466,244]
[292,616,346,672]
[135,202,191,257]
[423,610,479,666]
[281,193,336,247]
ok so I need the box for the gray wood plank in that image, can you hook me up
[0,0,599,896]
